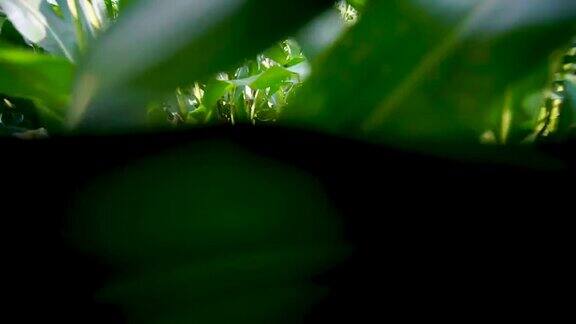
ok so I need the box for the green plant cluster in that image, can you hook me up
[148,1,360,128]
[1,0,358,134]
[148,40,310,127]
[1,0,575,150]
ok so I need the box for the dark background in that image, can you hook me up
[2,126,573,323]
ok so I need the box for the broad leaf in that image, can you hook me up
[203,79,233,110]
[0,16,29,48]
[0,43,74,122]
[347,0,365,11]
[284,0,576,144]
[250,66,296,91]
[0,0,111,62]
[0,0,77,61]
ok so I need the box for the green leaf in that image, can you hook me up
[263,41,305,67]
[284,0,576,144]
[347,0,366,11]
[203,79,233,109]
[0,0,111,62]
[250,65,296,91]
[0,43,74,123]
[69,0,334,128]
[0,0,77,61]
[0,16,6,33]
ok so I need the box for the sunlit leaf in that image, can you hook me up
[67,141,348,324]
[69,0,333,128]
[0,0,112,62]
[0,0,77,60]
[203,79,233,109]
[250,65,296,91]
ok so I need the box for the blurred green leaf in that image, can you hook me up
[0,0,112,62]
[203,79,234,110]
[347,0,365,11]
[0,0,77,60]
[263,40,306,67]
[69,0,334,128]
[565,76,576,108]
[296,8,348,60]
[250,65,296,91]
[0,16,6,33]
[0,16,30,48]
[67,141,348,323]
[479,63,552,145]
[284,0,576,144]
[0,43,74,123]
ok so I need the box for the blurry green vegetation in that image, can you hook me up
[67,140,347,323]
[0,0,575,142]
[2,1,576,323]
[147,39,311,127]
[529,46,576,140]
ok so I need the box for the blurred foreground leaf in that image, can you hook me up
[0,0,111,61]
[0,43,74,125]
[0,0,77,60]
[284,0,576,144]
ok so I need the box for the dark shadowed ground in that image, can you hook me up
[1,126,573,323]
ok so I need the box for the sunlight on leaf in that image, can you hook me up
[0,0,76,60]
[69,0,333,129]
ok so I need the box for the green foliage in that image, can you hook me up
[0,0,110,61]
[2,1,576,322]
[68,0,333,128]
[0,44,73,106]
[529,43,576,140]
[148,40,309,127]
[0,43,74,130]
[285,1,576,145]
[0,0,575,147]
